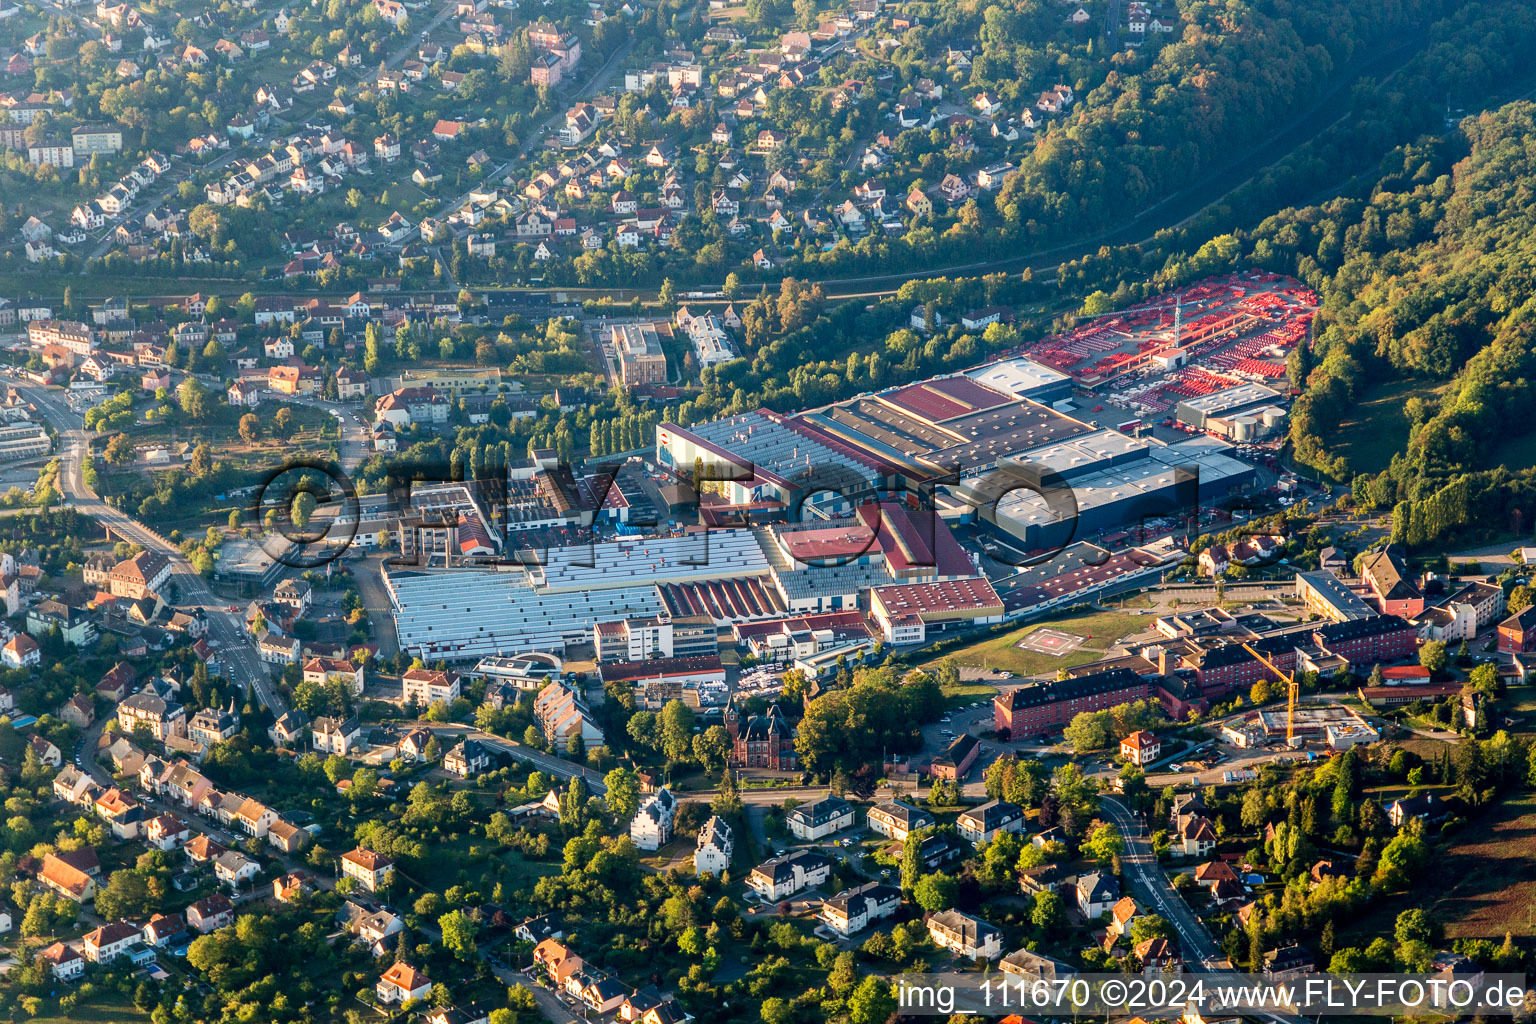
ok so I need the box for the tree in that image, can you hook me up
[239,413,261,443]
[693,724,731,773]
[1083,822,1125,862]
[604,767,640,822]
[95,869,153,921]
[901,826,929,892]
[1130,914,1174,944]
[912,872,958,912]
[273,406,294,440]
[438,909,478,959]
[560,775,588,830]
[658,699,695,762]
[847,976,896,1024]
[323,754,350,784]
[1063,711,1109,751]
[291,491,317,529]
[104,432,135,464]
[177,378,209,420]
[1031,889,1064,933]
[1419,640,1448,675]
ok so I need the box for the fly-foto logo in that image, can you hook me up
[242,450,1208,570]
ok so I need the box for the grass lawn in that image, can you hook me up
[1352,791,1536,940]
[941,679,1000,709]
[1487,430,1536,472]
[27,994,153,1024]
[1332,378,1444,475]
[1501,687,1536,730]
[925,607,1157,678]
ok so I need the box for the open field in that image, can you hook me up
[1332,378,1443,475]
[1432,792,1536,938]
[940,679,1000,709]
[27,995,153,1024]
[923,607,1156,678]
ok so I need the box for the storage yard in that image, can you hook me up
[1017,271,1317,398]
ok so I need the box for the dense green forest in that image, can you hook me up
[1251,101,1536,547]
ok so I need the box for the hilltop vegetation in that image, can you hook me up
[1250,101,1536,545]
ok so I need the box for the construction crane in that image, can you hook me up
[1239,641,1300,747]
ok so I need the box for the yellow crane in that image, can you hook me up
[1239,641,1300,747]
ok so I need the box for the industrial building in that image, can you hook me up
[956,433,1254,551]
[1174,383,1287,440]
[963,357,1074,405]
[0,421,51,460]
[869,577,1004,643]
[1295,569,1376,622]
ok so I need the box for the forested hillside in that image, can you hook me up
[1251,102,1536,547]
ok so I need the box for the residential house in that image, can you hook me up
[377,963,432,1004]
[341,847,394,891]
[786,795,853,840]
[694,815,733,876]
[187,894,235,932]
[956,800,1024,845]
[630,788,677,850]
[819,881,900,938]
[925,909,1002,960]
[748,849,833,901]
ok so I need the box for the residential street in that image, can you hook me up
[15,382,282,712]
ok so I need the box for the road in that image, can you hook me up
[415,721,608,793]
[1099,796,1220,967]
[15,382,283,712]
[1100,796,1308,1024]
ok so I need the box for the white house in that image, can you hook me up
[785,795,853,841]
[630,788,677,850]
[694,815,733,876]
[820,881,900,937]
[926,909,1003,960]
[956,800,1024,846]
[749,850,832,901]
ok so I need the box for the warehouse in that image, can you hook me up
[802,392,1094,480]
[387,569,666,660]
[1175,383,1286,440]
[214,537,287,586]
[0,421,52,460]
[957,435,1254,552]
[655,410,891,516]
[964,356,1074,405]
[869,577,1004,643]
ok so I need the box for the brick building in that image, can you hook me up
[992,668,1152,739]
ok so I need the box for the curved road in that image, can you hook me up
[15,382,284,712]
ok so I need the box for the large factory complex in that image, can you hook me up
[655,356,1256,551]
[381,274,1331,719]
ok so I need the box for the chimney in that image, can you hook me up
[1158,648,1170,676]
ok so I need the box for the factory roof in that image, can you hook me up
[387,569,664,660]
[963,356,1073,400]
[529,528,770,592]
[880,375,1013,422]
[871,577,1003,617]
[1176,382,1284,416]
